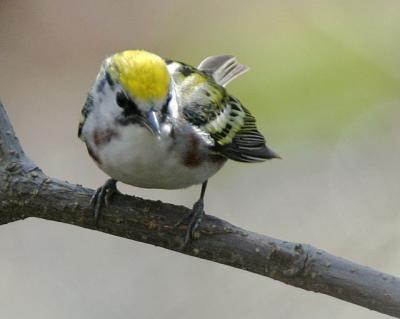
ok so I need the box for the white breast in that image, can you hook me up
[92,123,225,189]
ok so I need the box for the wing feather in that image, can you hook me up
[212,97,279,162]
[167,58,278,163]
[198,55,249,87]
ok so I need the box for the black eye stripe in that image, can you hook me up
[116,91,128,108]
[115,92,128,109]
[160,94,171,122]
[161,94,171,114]
[116,91,140,114]
[105,72,114,87]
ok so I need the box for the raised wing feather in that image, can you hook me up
[198,55,249,87]
[167,58,278,162]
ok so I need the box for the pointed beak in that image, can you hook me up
[142,108,161,137]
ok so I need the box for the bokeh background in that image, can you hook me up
[1,1,400,318]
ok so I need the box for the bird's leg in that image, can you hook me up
[90,178,120,222]
[176,180,208,246]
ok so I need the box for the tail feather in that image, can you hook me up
[198,55,249,87]
[220,137,280,163]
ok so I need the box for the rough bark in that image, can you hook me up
[0,102,399,317]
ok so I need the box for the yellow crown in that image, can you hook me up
[108,50,170,101]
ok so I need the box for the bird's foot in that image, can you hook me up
[175,199,205,247]
[90,179,120,223]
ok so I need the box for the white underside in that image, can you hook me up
[89,124,224,189]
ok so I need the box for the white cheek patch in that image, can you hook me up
[167,91,179,119]
[81,77,123,144]
[95,82,123,123]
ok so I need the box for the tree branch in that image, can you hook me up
[0,101,399,318]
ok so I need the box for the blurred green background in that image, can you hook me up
[1,1,399,318]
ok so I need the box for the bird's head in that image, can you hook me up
[93,50,171,136]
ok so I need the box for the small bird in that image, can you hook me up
[78,50,278,245]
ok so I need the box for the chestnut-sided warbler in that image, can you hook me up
[78,50,279,245]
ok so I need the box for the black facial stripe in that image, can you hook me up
[161,94,171,114]
[116,91,129,108]
[160,94,171,122]
[105,72,114,87]
[116,114,140,126]
[116,91,140,116]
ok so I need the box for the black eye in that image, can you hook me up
[116,92,140,115]
[116,91,129,108]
